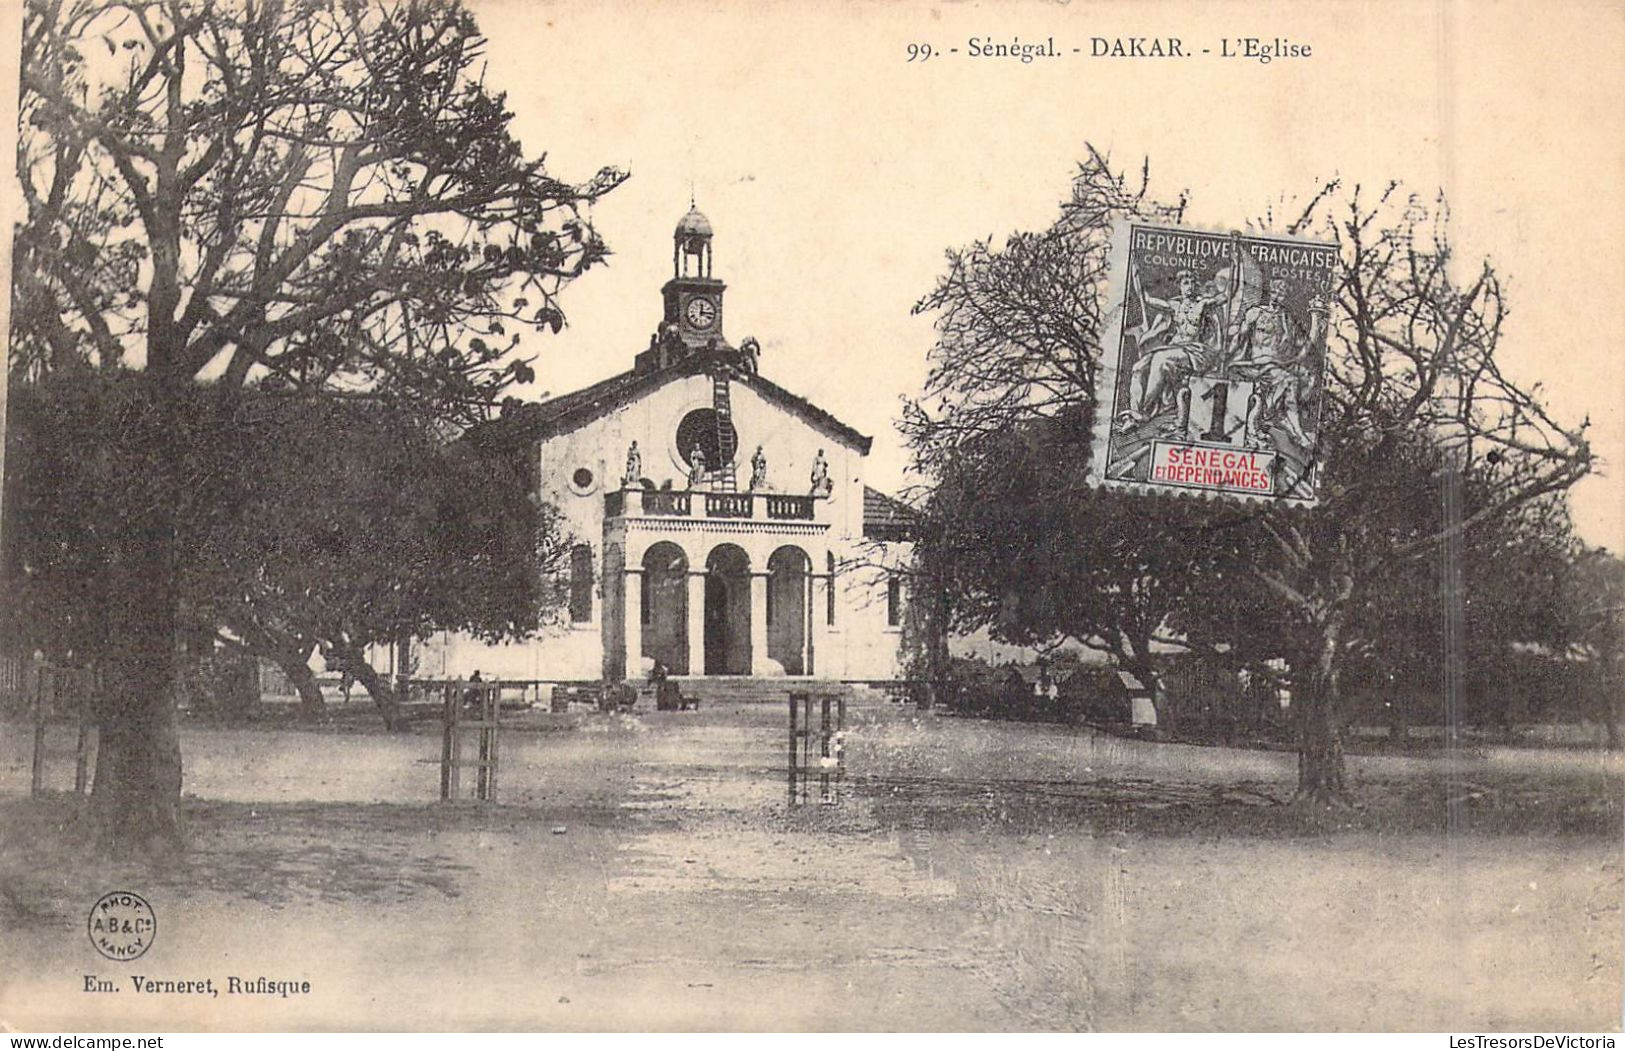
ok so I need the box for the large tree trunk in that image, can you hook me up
[1598,678,1621,752]
[327,645,403,731]
[91,686,184,851]
[284,656,326,722]
[923,576,951,710]
[91,449,185,851]
[1116,635,1164,730]
[239,622,326,722]
[1293,621,1352,808]
[1386,690,1411,747]
[245,640,326,723]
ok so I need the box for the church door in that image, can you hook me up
[703,545,751,675]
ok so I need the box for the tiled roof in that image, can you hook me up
[863,486,918,541]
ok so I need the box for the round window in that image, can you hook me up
[568,466,600,496]
[675,409,737,469]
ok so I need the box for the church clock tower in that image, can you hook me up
[639,205,728,372]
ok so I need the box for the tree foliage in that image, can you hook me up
[14,0,623,405]
[1548,545,1625,747]
[908,403,1223,714]
[2,374,570,728]
[9,0,624,848]
[188,391,569,728]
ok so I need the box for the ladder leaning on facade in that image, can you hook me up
[711,370,737,491]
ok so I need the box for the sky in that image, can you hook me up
[6,1,1615,546]
[463,0,1625,549]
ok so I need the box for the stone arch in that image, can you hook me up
[641,542,690,675]
[767,545,812,676]
[704,544,752,675]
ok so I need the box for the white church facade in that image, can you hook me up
[414,207,917,686]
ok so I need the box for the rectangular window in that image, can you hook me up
[569,545,594,624]
[886,576,902,628]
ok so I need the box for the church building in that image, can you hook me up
[417,207,917,687]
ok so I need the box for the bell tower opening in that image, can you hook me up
[674,204,714,279]
[636,204,729,373]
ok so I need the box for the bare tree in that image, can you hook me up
[1240,183,1593,803]
[902,148,1186,473]
[908,149,1593,806]
[10,0,626,849]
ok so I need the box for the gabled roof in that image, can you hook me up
[485,349,873,453]
[863,486,918,541]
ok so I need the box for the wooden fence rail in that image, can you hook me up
[439,681,502,803]
[6,659,101,797]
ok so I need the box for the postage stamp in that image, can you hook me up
[1088,221,1338,505]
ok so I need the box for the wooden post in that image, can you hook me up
[451,682,464,801]
[440,682,455,801]
[820,694,833,803]
[76,664,101,795]
[837,693,847,800]
[436,680,507,804]
[788,690,800,804]
[74,715,92,795]
[30,669,46,797]
[477,686,496,802]
[481,685,494,802]
[475,690,488,801]
[806,693,815,802]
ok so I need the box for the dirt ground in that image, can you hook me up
[1,701,1620,1032]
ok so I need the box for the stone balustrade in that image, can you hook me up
[606,487,821,523]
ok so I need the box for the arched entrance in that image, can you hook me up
[641,542,689,674]
[767,546,812,675]
[704,544,752,675]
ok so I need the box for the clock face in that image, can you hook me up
[684,297,717,329]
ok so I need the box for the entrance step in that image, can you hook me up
[663,676,851,706]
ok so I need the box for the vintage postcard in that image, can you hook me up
[0,0,1621,1038]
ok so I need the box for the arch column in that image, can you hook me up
[749,571,771,676]
[686,571,706,677]
[623,567,644,681]
[808,572,827,677]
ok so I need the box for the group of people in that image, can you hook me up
[648,659,694,711]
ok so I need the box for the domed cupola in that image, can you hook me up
[675,205,714,243]
[640,202,729,372]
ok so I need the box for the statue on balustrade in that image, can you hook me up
[810,448,833,496]
[659,322,685,361]
[688,443,709,489]
[749,445,768,490]
[623,441,642,486]
[739,336,761,375]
